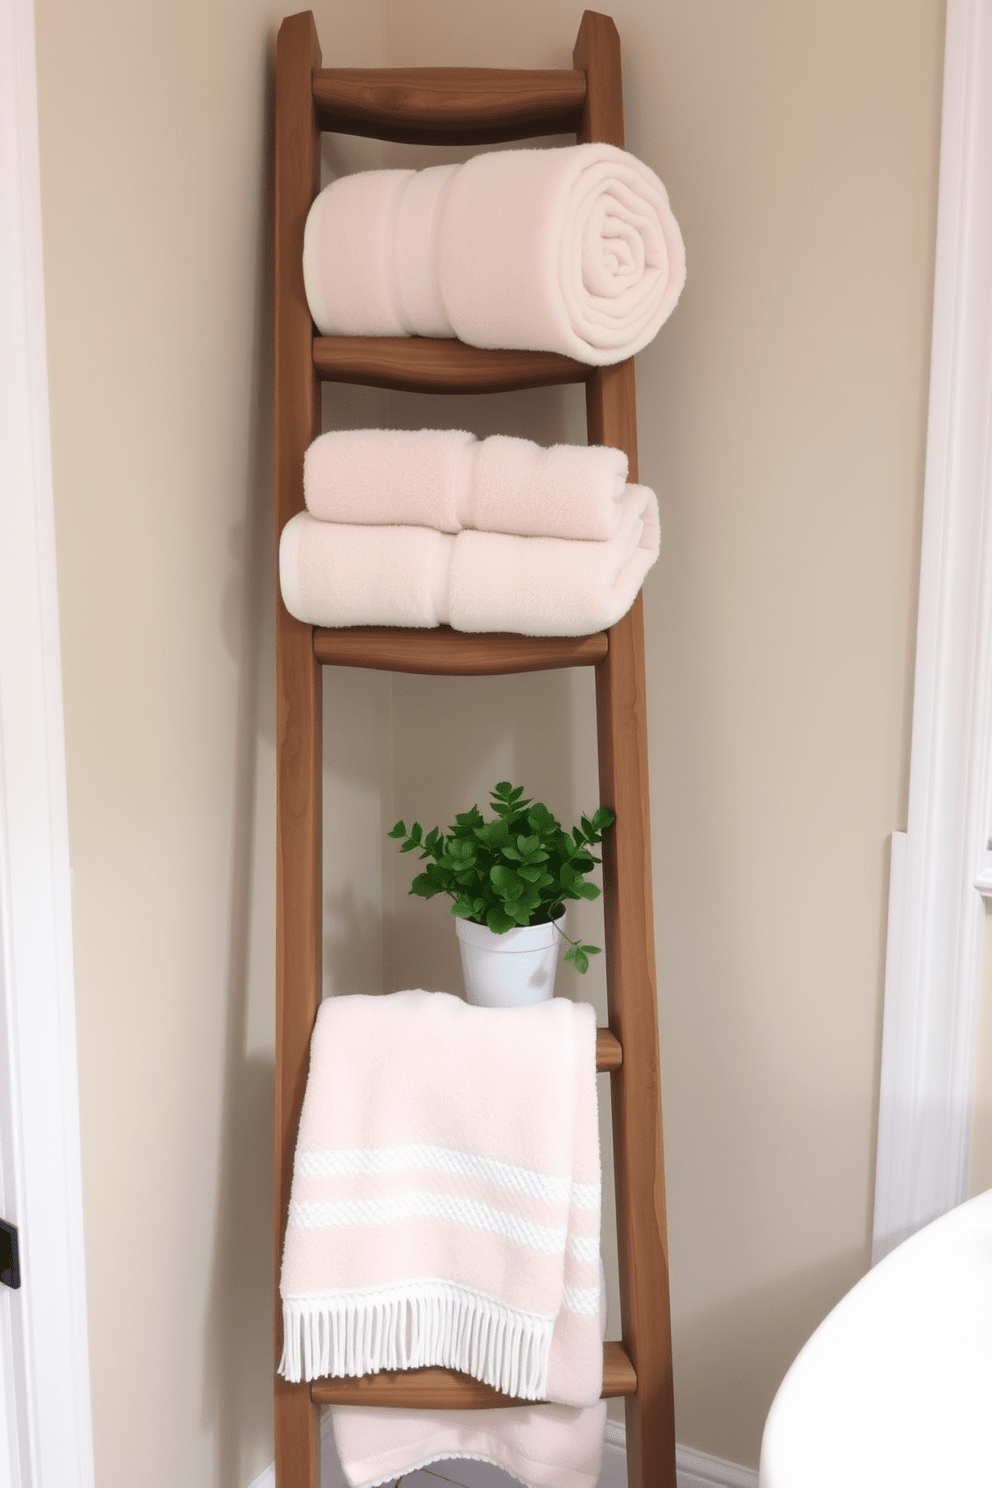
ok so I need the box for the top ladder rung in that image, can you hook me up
[312,67,586,145]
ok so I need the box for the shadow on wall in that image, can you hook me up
[201,38,279,1488]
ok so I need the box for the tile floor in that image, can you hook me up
[323,1434,518,1488]
[392,1466,514,1488]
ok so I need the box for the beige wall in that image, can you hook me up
[34,0,946,1483]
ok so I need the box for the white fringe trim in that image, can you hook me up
[279,1280,554,1398]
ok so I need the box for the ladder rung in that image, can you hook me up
[313,336,588,394]
[596,1028,622,1071]
[313,67,586,145]
[313,625,608,674]
[310,1341,636,1409]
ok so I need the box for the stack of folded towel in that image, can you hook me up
[280,990,606,1488]
[279,428,661,635]
[303,141,685,365]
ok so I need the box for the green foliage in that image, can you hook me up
[388,781,615,973]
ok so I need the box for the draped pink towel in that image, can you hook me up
[279,990,603,1409]
[331,1398,607,1488]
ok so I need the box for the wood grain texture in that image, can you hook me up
[311,1342,636,1409]
[573,9,625,149]
[596,1028,622,1071]
[313,336,587,394]
[575,14,677,1485]
[313,66,585,144]
[313,625,608,675]
[275,12,323,1486]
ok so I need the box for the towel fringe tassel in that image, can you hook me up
[279,1284,553,1399]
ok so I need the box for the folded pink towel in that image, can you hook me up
[331,1399,608,1488]
[279,991,603,1408]
[304,429,630,542]
[303,143,685,365]
[279,485,659,636]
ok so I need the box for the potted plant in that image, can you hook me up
[388,781,615,1006]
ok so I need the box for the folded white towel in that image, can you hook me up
[279,990,603,1408]
[303,429,630,542]
[303,143,685,365]
[279,484,659,636]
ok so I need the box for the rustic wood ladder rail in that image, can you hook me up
[274,11,676,1486]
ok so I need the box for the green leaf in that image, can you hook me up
[388,821,407,839]
[490,865,524,900]
[451,896,480,920]
[527,803,557,834]
[410,873,442,899]
[486,904,515,934]
[477,818,511,849]
[563,944,590,975]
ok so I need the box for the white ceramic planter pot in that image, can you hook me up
[455,913,564,1007]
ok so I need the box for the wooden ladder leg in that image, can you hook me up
[596,599,676,1488]
[587,366,676,1487]
[275,11,323,1485]
[575,12,677,1482]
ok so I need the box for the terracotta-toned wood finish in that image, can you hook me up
[313,625,608,675]
[311,1342,636,1409]
[314,66,585,144]
[275,12,675,1487]
[313,335,587,394]
[274,13,323,1487]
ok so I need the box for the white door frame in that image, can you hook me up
[0,0,96,1481]
[873,0,992,1262]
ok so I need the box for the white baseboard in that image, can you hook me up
[674,1440,760,1488]
[247,1416,758,1488]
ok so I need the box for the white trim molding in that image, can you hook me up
[873,0,992,1262]
[0,0,95,1482]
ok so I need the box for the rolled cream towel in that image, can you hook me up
[303,428,629,541]
[279,485,660,636]
[302,143,685,365]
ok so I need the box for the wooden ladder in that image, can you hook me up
[274,11,676,1486]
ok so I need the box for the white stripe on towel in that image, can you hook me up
[561,1284,603,1316]
[289,1192,568,1254]
[566,1234,602,1265]
[296,1142,574,1204]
